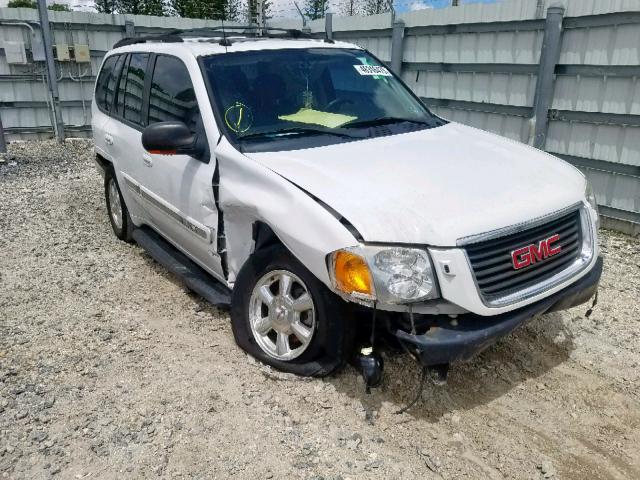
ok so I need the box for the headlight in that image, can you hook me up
[585,179,600,229]
[329,246,439,304]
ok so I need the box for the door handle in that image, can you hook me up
[104,133,114,145]
[142,153,153,167]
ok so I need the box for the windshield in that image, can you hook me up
[201,48,444,150]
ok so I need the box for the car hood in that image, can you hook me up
[246,122,586,246]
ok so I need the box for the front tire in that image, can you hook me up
[231,245,354,377]
[104,168,133,243]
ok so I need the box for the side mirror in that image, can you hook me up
[141,121,204,158]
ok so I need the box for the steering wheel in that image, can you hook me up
[325,98,354,113]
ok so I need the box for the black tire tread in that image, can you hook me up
[104,167,134,243]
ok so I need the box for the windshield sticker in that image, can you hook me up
[278,108,357,129]
[224,102,253,133]
[353,65,392,77]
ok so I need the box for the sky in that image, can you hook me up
[396,0,499,13]
[0,0,501,18]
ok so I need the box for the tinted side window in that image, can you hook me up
[115,54,130,117]
[122,53,149,125]
[106,55,125,112]
[148,55,199,133]
[95,55,118,111]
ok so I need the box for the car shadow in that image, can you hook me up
[134,249,229,314]
[328,312,577,423]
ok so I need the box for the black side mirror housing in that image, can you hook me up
[141,121,205,159]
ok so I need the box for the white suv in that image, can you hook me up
[92,28,602,383]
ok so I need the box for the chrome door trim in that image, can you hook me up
[122,172,213,243]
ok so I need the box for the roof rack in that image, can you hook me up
[113,26,319,49]
[113,33,183,49]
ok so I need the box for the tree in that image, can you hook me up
[303,0,327,20]
[7,0,73,10]
[171,0,240,20]
[7,0,36,7]
[224,0,242,21]
[239,0,270,23]
[246,0,257,23]
[340,0,362,16]
[114,0,165,16]
[362,0,391,15]
[171,0,229,20]
[94,0,116,14]
[48,3,71,10]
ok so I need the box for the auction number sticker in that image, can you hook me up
[353,65,392,76]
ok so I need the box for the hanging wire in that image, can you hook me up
[394,363,427,415]
[370,301,377,345]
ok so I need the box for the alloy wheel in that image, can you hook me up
[248,270,316,361]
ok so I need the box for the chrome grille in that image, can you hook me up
[465,209,583,301]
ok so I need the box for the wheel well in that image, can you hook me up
[252,222,284,253]
[95,153,111,172]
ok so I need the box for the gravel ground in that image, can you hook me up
[1,140,639,480]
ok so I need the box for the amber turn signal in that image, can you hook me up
[333,250,374,297]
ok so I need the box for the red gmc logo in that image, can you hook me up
[511,234,562,270]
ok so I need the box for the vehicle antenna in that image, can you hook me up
[293,1,307,31]
[220,10,230,51]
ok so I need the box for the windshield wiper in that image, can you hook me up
[237,125,364,141]
[342,117,432,129]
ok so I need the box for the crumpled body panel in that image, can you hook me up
[214,138,358,286]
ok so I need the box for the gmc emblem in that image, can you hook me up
[511,234,562,270]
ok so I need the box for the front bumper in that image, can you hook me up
[395,256,603,366]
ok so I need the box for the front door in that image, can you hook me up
[138,54,222,279]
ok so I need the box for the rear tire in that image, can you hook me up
[231,245,354,377]
[104,168,134,243]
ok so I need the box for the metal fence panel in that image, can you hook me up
[431,106,531,144]
[1,0,639,232]
[553,76,640,115]
[336,35,392,61]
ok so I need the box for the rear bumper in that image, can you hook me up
[395,256,603,366]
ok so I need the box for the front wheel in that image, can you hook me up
[231,246,354,377]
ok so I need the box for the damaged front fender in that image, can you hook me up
[214,137,359,287]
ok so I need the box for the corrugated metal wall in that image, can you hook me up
[1,1,639,233]
[0,8,241,139]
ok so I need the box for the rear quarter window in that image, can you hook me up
[114,54,130,117]
[95,55,118,112]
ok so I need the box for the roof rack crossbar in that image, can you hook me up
[177,26,308,36]
[112,26,312,49]
[113,33,184,49]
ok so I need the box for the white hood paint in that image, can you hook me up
[247,123,586,247]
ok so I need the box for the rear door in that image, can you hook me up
[107,52,152,226]
[140,53,222,278]
[92,54,120,162]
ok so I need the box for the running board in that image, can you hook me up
[132,227,232,310]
